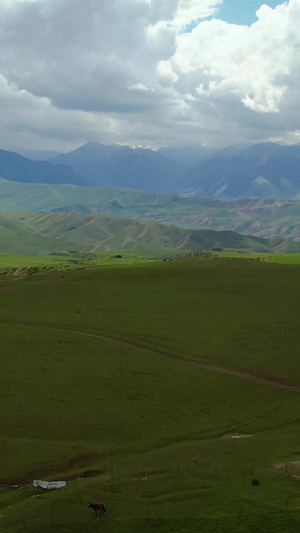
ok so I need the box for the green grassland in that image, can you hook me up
[0,251,145,269]
[0,249,190,273]
[1,177,300,242]
[0,249,300,272]
[217,251,300,264]
[0,258,300,531]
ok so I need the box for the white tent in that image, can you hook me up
[33,479,66,490]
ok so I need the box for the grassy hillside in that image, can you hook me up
[1,211,300,255]
[0,258,300,531]
[1,179,300,242]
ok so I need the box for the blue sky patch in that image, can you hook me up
[216,0,284,26]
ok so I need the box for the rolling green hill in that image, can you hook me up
[1,211,300,255]
[0,178,300,242]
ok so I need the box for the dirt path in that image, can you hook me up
[34,324,300,393]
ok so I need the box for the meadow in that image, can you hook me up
[0,256,300,531]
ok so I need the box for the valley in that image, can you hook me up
[2,0,300,530]
[0,141,300,532]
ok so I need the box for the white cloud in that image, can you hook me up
[171,0,223,29]
[173,3,293,113]
[157,60,179,86]
[0,0,299,151]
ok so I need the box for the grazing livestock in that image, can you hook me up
[89,503,106,516]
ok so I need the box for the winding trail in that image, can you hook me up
[22,323,300,393]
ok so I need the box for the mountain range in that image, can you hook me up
[1,141,300,200]
[51,142,185,193]
[182,148,300,199]
[0,141,299,255]
[0,149,88,187]
[50,141,300,199]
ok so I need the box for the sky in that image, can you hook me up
[217,0,284,25]
[0,0,299,153]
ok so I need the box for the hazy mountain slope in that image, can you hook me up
[0,149,88,186]
[0,178,165,212]
[49,141,300,198]
[180,143,300,199]
[16,149,60,161]
[157,145,216,168]
[51,142,185,192]
[181,156,300,199]
[231,142,300,160]
[0,179,299,242]
[2,211,300,254]
[4,141,300,199]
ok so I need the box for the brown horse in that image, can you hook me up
[89,503,106,516]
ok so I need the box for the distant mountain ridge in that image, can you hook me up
[181,155,300,199]
[1,141,300,199]
[182,142,300,199]
[50,141,300,199]
[0,149,89,186]
[51,142,185,193]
